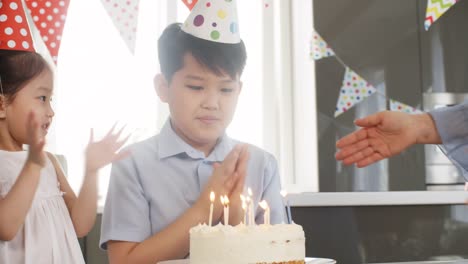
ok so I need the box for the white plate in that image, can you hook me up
[306,257,337,264]
[158,257,336,264]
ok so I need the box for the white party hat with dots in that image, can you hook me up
[182,0,240,44]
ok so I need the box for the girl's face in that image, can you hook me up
[1,69,54,150]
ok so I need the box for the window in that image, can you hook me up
[50,0,318,203]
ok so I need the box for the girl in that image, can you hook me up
[0,50,128,263]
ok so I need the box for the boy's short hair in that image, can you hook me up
[158,23,247,82]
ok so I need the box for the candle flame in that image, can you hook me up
[240,194,245,202]
[224,195,229,205]
[280,190,287,197]
[210,191,215,202]
[259,200,269,210]
[248,188,253,196]
[220,195,225,205]
[242,200,247,210]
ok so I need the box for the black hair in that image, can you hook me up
[158,23,247,82]
[0,50,51,103]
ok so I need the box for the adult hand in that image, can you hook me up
[335,111,429,167]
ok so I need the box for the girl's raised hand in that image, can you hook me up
[26,111,47,168]
[84,124,130,174]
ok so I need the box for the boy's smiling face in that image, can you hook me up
[156,53,242,155]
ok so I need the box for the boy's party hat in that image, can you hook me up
[182,0,240,44]
[0,0,35,52]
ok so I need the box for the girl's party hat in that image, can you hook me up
[182,0,240,44]
[0,0,35,52]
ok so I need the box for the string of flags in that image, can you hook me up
[311,30,423,118]
[100,0,140,54]
[311,31,335,61]
[0,0,71,64]
[425,0,460,30]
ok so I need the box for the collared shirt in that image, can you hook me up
[100,119,285,249]
[430,102,468,180]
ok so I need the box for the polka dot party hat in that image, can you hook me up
[0,0,35,52]
[182,0,240,44]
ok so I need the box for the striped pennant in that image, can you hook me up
[425,0,460,30]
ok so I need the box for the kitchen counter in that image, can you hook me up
[289,191,468,207]
[371,261,468,264]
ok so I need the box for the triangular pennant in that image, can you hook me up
[425,0,459,30]
[0,0,35,52]
[181,0,198,11]
[389,99,423,114]
[24,0,70,63]
[182,0,240,44]
[334,67,377,117]
[101,0,140,54]
[310,30,335,61]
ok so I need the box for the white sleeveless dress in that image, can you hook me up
[0,150,85,264]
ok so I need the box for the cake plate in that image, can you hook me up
[159,257,336,264]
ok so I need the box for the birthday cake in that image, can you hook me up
[189,223,305,264]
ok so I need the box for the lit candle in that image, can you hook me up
[220,196,225,225]
[246,195,252,225]
[280,190,292,224]
[240,194,247,225]
[259,200,270,225]
[248,188,255,225]
[209,191,215,226]
[224,195,229,226]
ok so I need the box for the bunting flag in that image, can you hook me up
[311,30,335,60]
[101,0,140,54]
[0,0,35,52]
[334,67,377,117]
[389,99,423,114]
[181,0,198,10]
[425,0,459,30]
[24,0,71,63]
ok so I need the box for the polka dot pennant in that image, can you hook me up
[425,0,459,31]
[100,0,140,54]
[390,99,422,114]
[181,0,198,11]
[0,0,35,52]
[334,67,377,117]
[24,0,70,63]
[182,0,240,44]
[311,30,335,61]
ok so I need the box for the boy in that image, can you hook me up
[100,1,285,263]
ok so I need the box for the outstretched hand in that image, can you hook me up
[26,111,47,167]
[85,124,130,174]
[335,111,422,168]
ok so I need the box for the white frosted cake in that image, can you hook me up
[189,223,305,264]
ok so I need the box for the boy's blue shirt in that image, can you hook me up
[99,118,285,250]
[430,102,468,180]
